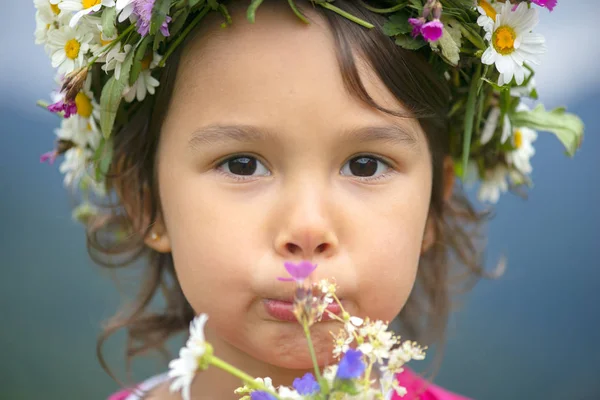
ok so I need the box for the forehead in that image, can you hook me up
[165,2,421,141]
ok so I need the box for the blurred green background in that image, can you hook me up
[2,1,599,399]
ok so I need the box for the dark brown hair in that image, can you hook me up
[89,0,489,385]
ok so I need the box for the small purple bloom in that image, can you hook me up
[293,373,320,395]
[250,391,277,400]
[336,349,365,380]
[408,17,424,38]
[531,0,557,11]
[40,151,57,165]
[48,100,77,118]
[277,261,317,283]
[133,0,171,37]
[421,19,444,42]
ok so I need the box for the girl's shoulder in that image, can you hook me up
[107,373,171,400]
[107,368,472,400]
[393,368,472,400]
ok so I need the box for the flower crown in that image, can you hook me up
[34,0,584,222]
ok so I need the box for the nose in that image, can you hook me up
[273,187,339,261]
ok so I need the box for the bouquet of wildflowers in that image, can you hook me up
[167,261,427,400]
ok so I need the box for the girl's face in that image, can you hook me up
[152,5,434,369]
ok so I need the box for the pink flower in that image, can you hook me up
[408,17,425,38]
[531,0,557,11]
[40,151,58,165]
[421,19,444,42]
[277,261,317,284]
[48,100,77,118]
[408,17,444,42]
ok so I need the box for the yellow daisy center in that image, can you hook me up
[492,25,516,55]
[514,130,523,149]
[50,2,60,15]
[75,92,93,118]
[83,0,101,9]
[99,34,113,46]
[478,0,497,20]
[65,39,81,59]
[140,53,153,70]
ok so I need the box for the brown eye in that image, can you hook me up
[341,156,390,178]
[218,155,270,177]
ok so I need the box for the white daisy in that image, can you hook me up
[47,24,94,75]
[115,0,135,23]
[34,0,67,47]
[480,106,500,145]
[59,0,116,28]
[168,314,209,400]
[506,126,537,175]
[123,52,162,102]
[477,165,509,204]
[102,43,132,79]
[59,147,91,188]
[55,115,99,149]
[479,1,546,86]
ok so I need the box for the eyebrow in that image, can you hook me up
[187,124,419,149]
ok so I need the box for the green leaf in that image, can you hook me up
[461,64,482,177]
[99,50,134,138]
[129,36,151,87]
[101,6,117,38]
[169,7,191,38]
[382,11,412,37]
[247,0,265,23]
[150,0,171,36]
[511,104,584,157]
[207,0,219,10]
[189,0,203,7]
[333,379,360,395]
[153,30,166,51]
[394,35,427,50]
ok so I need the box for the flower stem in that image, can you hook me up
[159,5,210,67]
[302,321,329,396]
[358,0,406,14]
[318,2,375,28]
[88,24,136,66]
[209,356,282,399]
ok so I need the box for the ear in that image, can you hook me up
[114,168,172,253]
[421,156,455,254]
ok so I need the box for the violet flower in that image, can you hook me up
[133,0,171,37]
[335,349,366,380]
[48,100,77,118]
[531,0,557,11]
[250,391,277,400]
[277,261,317,284]
[293,373,320,395]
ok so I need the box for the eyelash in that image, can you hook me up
[214,154,396,183]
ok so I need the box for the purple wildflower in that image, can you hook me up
[408,17,425,38]
[336,349,366,380]
[250,391,277,400]
[40,151,58,165]
[421,19,444,42]
[531,0,557,11]
[133,0,171,37]
[48,100,77,118]
[293,373,320,395]
[277,261,317,284]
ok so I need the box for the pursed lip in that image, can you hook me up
[262,298,342,322]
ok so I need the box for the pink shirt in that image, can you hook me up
[108,368,470,400]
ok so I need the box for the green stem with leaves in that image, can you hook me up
[158,5,210,67]
[302,321,329,397]
[318,2,375,28]
[209,356,282,399]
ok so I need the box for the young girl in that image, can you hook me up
[34,0,582,399]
